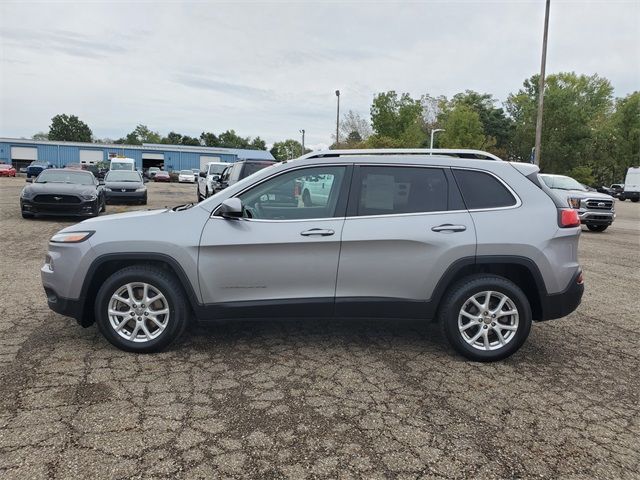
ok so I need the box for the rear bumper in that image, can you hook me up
[538,270,584,321]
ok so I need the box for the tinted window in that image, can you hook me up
[238,166,347,220]
[241,162,271,179]
[356,166,448,216]
[453,169,517,209]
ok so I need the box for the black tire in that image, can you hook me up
[205,187,210,199]
[21,211,34,219]
[197,186,203,202]
[302,189,312,207]
[95,265,189,353]
[586,224,608,232]
[100,197,106,212]
[439,275,532,362]
[632,198,639,203]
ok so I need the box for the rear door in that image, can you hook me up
[198,164,352,317]
[335,165,476,318]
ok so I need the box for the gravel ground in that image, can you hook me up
[0,176,638,479]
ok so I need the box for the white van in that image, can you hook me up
[620,167,640,202]
[110,157,135,171]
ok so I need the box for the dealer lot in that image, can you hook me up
[0,176,638,479]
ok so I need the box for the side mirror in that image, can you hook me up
[199,171,206,178]
[220,198,243,218]
[26,178,33,183]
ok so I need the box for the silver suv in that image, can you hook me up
[42,149,584,361]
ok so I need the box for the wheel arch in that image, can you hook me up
[430,256,546,321]
[78,253,201,327]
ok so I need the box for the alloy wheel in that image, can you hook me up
[108,282,170,343]
[458,290,519,351]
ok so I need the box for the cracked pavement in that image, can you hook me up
[1,177,639,479]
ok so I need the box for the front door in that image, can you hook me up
[198,164,351,318]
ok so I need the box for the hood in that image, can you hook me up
[550,188,613,200]
[105,180,144,189]
[25,182,97,196]
[72,208,168,227]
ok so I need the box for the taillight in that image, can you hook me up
[559,208,580,228]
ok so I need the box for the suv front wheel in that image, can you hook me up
[439,275,532,362]
[95,265,189,353]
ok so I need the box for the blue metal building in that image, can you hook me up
[0,138,275,171]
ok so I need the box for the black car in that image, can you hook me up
[104,170,147,204]
[214,160,275,193]
[20,169,106,219]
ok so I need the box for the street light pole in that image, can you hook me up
[430,129,444,152]
[300,129,305,156]
[335,90,340,147]
[534,0,551,166]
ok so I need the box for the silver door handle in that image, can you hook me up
[300,228,335,236]
[431,224,467,233]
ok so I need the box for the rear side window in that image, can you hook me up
[356,166,448,216]
[453,169,517,209]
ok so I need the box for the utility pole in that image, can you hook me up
[534,0,551,166]
[300,129,305,155]
[335,90,340,147]
[430,129,444,153]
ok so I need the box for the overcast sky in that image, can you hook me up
[0,0,638,149]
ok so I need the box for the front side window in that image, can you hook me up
[237,166,347,220]
[356,166,448,216]
[453,169,517,209]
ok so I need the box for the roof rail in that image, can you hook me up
[299,148,503,161]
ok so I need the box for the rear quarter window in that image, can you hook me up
[453,169,517,209]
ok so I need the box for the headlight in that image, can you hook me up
[135,186,147,192]
[21,188,32,199]
[82,193,98,201]
[568,197,581,209]
[50,231,94,243]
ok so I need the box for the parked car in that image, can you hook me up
[104,170,147,204]
[145,167,160,179]
[153,170,170,182]
[65,163,83,170]
[197,162,229,200]
[178,169,196,183]
[42,148,584,361]
[619,167,640,202]
[110,157,135,171]
[214,160,276,194]
[540,173,615,232]
[26,161,53,178]
[21,169,105,219]
[0,163,17,177]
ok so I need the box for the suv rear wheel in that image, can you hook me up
[586,224,608,232]
[95,265,189,353]
[439,275,532,362]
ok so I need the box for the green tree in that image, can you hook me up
[339,110,372,143]
[200,132,219,147]
[48,114,92,142]
[249,137,267,150]
[160,131,184,145]
[32,132,49,141]
[438,105,489,149]
[180,135,201,146]
[568,165,595,186]
[506,72,614,174]
[611,92,640,175]
[270,139,308,161]
[218,130,251,149]
[117,124,161,145]
[370,91,423,139]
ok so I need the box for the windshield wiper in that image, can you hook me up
[172,203,195,211]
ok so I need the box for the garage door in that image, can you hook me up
[200,156,221,171]
[142,153,164,160]
[11,146,38,161]
[79,149,103,164]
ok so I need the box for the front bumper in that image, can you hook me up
[179,177,195,183]
[105,190,146,202]
[21,198,98,216]
[578,210,615,226]
[44,286,83,321]
[538,269,584,321]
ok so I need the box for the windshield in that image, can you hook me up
[111,161,134,171]
[540,175,586,191]
[208,164,227,174]
[0,164,11,170]
[106,171,141,182]
[180,170,192,175]
[36,170,95,185]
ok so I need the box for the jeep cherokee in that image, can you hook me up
[42,149,584,361]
